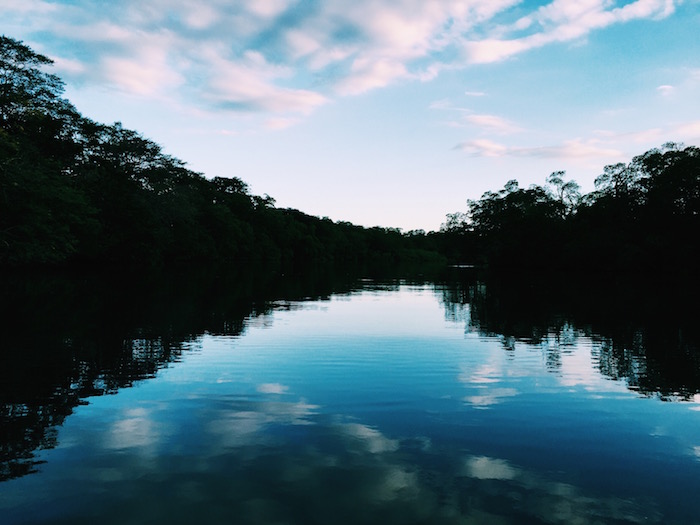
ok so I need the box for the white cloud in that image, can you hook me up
[180,5,220,30]
[456,138,623,159]
[594,120,700,146]
[463,114,524,134]
[52,56,87,76]
[463,0,679,64]
[203,48,328,113]
[672,120,700,140]
[594,127,665,144]
[657,84,675,96]
[285,30,321,60]
[463,38,530,64]
[335,58,408,96]
[246,0,295,19]
[101,49,184,97]
[456,138,509,157]
[0,0,56,15]
[429,98,452,110]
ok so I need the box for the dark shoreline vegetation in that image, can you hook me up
[2,36,698,274]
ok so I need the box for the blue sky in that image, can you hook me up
[3,0,699,231]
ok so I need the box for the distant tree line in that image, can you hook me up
[0,36,443,271]
[442,143,699,272]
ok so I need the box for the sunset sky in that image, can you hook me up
[3,0,699,231]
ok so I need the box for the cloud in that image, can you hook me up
[335,57,408,96]
[463,38,530,64]
[594,127,665,144]
[672,120,700,140]
[455,138,623,159]
[454,138,511,157]
[51,56,87,77]
[657,84,675,96]
[2,0,683,122]
[428,98,452,110]
[462,0,678,64]
[101,47,184,97]
[202,48,328,113]
[594,120,700,145]
[463,114,524,134]
[246,0,296,19]
[1,0,57,15]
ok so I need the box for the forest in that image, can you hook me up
[443,142,699,272]
[1,36,698,274]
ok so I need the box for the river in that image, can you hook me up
[1,269,699,524]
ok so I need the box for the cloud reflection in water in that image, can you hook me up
[83,394,664,524]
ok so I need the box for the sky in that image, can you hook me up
[2,0,700,231]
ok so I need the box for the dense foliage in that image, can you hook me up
[0,36,442,271]
[443,144,699,272]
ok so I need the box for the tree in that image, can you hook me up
[0,36,76,128]
[0,37,96,264]
[440,212,469,233]
[546,170,581,217]
[593,161,645,209]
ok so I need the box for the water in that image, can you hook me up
[1,273,699,524]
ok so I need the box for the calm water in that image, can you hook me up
[1,273,700,524]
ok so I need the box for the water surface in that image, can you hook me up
[1,276,699,524]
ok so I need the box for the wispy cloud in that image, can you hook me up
[462,114,524,134]
[462,0,678,63]
[455,138,623,159]
[455,117,700,163]
[3,0,56,17]
[672,120,700,140]
[594,120,700,145]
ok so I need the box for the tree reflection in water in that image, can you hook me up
[440,270,700,401]
[0,267,357,481]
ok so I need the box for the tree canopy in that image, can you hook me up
[446,143,699,272]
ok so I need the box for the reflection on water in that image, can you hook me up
[441,273,700,401]
[0,268,358,481]
[1,269,699,524]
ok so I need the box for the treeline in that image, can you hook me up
[444,144,699,272]
[0,36,443,271]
